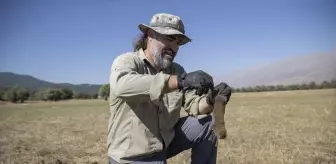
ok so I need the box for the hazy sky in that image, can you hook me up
[1,0,335,84]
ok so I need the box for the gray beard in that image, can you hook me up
[151,47,173,71]
[153,53,172,71]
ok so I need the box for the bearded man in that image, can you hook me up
[107,13,232,164]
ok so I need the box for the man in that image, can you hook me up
[108,13,232,164]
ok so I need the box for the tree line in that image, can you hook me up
[232,80,336,92]
[0,84,110,103]
[1,80,335,103]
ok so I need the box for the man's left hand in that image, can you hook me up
[214,82,232,103]
[205,88,219,106]
[206,82,232,106]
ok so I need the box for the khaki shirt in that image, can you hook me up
[107,48,207,163]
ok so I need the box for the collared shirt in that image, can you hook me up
[107,48,207,163]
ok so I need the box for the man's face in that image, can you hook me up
[148,30,182,71]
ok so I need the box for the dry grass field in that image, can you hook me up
[0,89,335,164]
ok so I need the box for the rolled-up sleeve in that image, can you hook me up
[109,54,170,103]
[182,90,208,116]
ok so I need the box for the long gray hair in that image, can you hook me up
[132,33,148,52]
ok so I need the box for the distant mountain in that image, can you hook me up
[215,52,336,88]
[2,51,336,93]
[0,72,101,94]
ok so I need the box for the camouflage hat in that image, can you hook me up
[138,13,192,45]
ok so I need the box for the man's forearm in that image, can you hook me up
[109,54,181,103]
[183,90,228,116]
[198,97,214,115]
[110,71,173,102]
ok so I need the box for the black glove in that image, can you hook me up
[206,88,219,106]
[205,82,232,106]
[177,70,214,96]
[214,82,232,103]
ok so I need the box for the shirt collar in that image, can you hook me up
[138,48,158,72]
[138,48,148,61]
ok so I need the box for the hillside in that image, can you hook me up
[215,52,336,88]
[2,51,336,93]
[0,72,101,94]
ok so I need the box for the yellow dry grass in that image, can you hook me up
[0,89,335,164]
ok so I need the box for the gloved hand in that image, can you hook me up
[206,88,219,106]
[205,82,232,106]
[177,70,214,96]
[214,82,232,103]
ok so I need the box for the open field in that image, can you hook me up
[0,89,335,164]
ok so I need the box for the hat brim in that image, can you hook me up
[138,24,192,45]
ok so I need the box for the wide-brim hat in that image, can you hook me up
[138,13,192,45]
